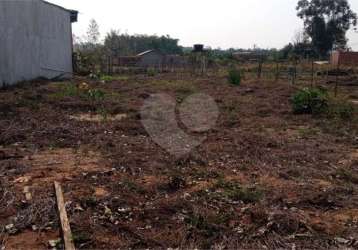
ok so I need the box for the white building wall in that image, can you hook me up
[0,0,73,86]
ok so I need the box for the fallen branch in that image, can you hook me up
[54,181,75,250]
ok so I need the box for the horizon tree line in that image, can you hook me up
[74,0,357,66]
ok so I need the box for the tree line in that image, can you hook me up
[74,0,358,71]
[74,19,182,57]
[73,19,183,72]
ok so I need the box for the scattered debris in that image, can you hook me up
[5,224,17,234]
[23,186,32,201]
[14,176,31,184]
[69,113,127,122]
[49,239,61,248]
[104,206,112,216]
[335,237,350,245]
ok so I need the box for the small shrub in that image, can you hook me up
[60,83,79,97]
[214,179,262,203]
[86,89,105,102]
[147,68,157,76]
[291,87,328,115]
[292,87,356,122]
[55,83,106,107]
[228,68,241,85]
[100,75,115,82]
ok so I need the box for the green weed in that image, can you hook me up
[228,68,242,86]
[100,75,129,82]
[120,179,146,194]
[291,87,328,115]
[147,68,157,76]
[214,179,263,203]
[86,89,105,102]
[298,127,320,138]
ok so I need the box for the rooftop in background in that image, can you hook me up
[331,50,358,67]
[137,50,158,56]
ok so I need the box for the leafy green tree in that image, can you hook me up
[280,43,295,59]
[297,0,357,57]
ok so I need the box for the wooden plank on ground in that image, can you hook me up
[54,181,76,250]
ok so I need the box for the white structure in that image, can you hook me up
[0,0,78,86]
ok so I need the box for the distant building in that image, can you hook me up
[331,51,358,67]
[0,0,78,86]
[111,50,186,72]
[136,50,164,69]
[112,56,140,67]
[165,55,187,68]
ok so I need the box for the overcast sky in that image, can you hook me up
[49,0,358,50]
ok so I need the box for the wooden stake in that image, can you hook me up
[311,60,314,87]
[54,181,76,250]
[275,60,279,82]
[257,58,263,79]
[334,62,340,97]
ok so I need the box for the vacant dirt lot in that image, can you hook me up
[1,73,358,249]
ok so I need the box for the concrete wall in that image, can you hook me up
[0,0,73,86]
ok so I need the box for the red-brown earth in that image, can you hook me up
[0,73,357,249]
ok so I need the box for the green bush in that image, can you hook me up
[86,89,105,102]
[147,68,157,76]
[100,75,115,82]
[228,68,241,85]
[214,179,262,203]
[291,87,328,115]
[60,83,79,97]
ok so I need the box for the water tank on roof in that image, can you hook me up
[193,44,204,52]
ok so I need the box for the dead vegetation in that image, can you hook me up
[0,71,357,249]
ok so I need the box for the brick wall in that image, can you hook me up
[331,51,358,67]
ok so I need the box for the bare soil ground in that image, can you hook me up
[0,73,358,249]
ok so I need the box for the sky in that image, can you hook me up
[49,0,358,50]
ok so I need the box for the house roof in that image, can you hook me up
[137,50,166,57]
[41,0,78,22]
[137,50,155,57]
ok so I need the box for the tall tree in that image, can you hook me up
[74,19,103,73]
[297,0,357,57]
[86,19,100,45]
